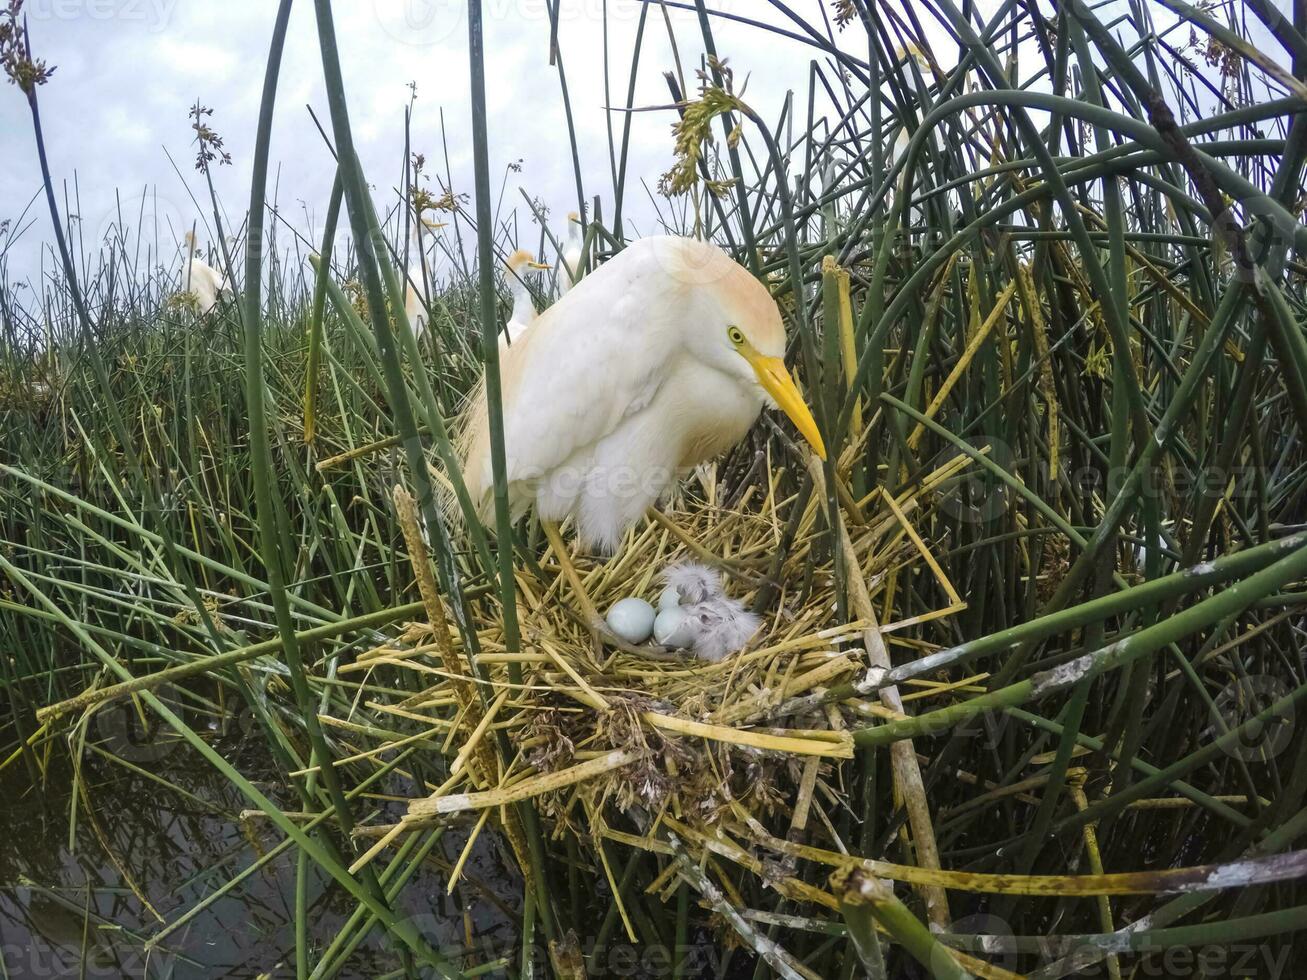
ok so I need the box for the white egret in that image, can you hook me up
[888,45,932,234]
[820,159,840,239]
[1134,525,1172,573]
[501,248,549,348]
[179,231,229,314]
[557,212,584,293]
[404,219,446,336]
[460,235,826,556]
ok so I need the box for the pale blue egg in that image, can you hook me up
[605,597,656,644]
[653,606,695,648]
[657,585,682,611]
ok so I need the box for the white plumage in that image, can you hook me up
[557,212,584,294]
[404,275,427,336]
[663,561,723,605]
[1134,530,1170,573]
[179,231,229,314]
[679,594,761,662]
[404,219,444,336]
[502,248,548,349]
[659,562,760,661]
[889,45,932,232]
[460,235,825,552]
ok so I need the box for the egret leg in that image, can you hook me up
[539,521,605,634]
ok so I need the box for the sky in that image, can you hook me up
[0,1,880,290]
[1,0,1283,295]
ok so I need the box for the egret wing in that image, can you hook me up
[495,281,675,487]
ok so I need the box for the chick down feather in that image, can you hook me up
[662,562,723,605]
[681,594,761,662]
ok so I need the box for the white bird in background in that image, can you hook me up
[404,218,445,335]
[820,158,841,239]
[460,235,826,554]
[502,248,549,349]
[180,230,230,314]
[1134,526,1172,574]
[557,212,584,294]
[888,45,932,232]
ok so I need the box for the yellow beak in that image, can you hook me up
[527,260,550,270]
[749,355,827,460]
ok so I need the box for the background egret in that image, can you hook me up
[179,230,229,314]
[403,218,444,335]
[501,247,548,348]
[556,211,584,293]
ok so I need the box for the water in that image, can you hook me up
[0,703,519,979]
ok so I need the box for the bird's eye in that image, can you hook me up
[727,326,745,346]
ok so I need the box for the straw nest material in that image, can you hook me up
[342,451,980,974]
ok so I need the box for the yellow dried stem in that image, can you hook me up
[907,280,1019,451]
[807,456,951,929]
[1071,779,1123,980]
[1015,259,1061,481]
[407,748,643,819]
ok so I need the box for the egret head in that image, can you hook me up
[411,218,446,249]
[685,259,827,461]
[505,248,549,276]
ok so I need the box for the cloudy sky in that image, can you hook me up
[0,1,889,288]
[3,0,1271,293]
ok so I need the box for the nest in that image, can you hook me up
[340,453,978,975]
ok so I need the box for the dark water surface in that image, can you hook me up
[0,704,519,979]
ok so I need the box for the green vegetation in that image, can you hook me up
[3,0,1307,977]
